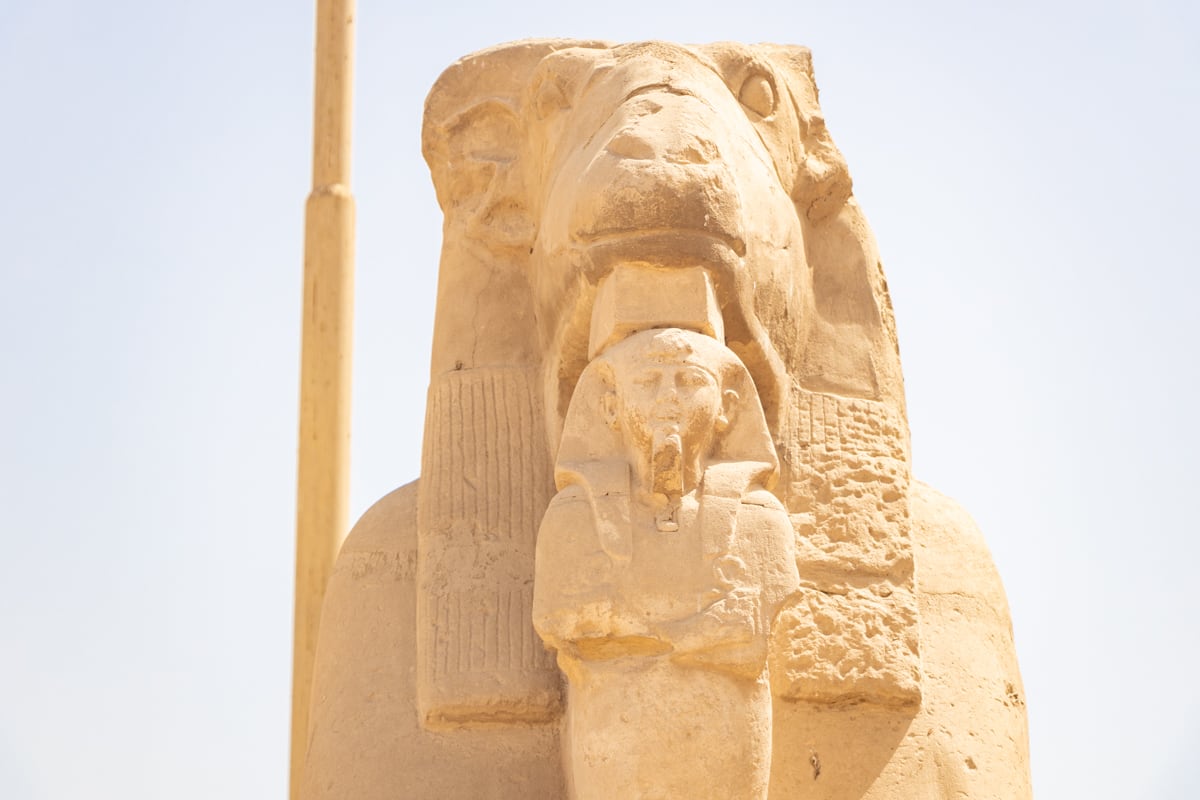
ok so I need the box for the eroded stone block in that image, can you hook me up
[588,265,724,358]
[771,586,922,707]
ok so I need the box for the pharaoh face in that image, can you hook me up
[602,329,735,490]
[617,360,720,448]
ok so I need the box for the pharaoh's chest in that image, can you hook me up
[618,494,714,609]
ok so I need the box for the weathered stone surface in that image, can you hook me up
[300,483,565,799]
[778,388,921,706]
[535,328,797,798]
[588,265,724,359]
[416,366,559,725]
[771,586,922,707]
[300,39,1031,800]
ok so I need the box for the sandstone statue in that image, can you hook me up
[300,40,1031,799]
[535,323,798,799]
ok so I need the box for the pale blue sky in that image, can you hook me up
[1,1,1197,797]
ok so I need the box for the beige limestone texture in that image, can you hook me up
[300,39,1031,799]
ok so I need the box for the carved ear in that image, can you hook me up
[422,40,609,377]
[423,39,611,242]
[422,41,577,175]
[710,365,777,485]
[430,100,532,253]
[423,46,550,257]
[716,388,739,434]
[599,366,619,430]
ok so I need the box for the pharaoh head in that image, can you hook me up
[599,329,744,498]
[556,327,778,512]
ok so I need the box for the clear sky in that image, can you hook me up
[1,1,1197,797]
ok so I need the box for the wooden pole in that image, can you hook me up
[290,0,355,797]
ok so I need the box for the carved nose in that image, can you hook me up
[606,127,718,165]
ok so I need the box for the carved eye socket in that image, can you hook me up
[634,370,661,391]
[676,367,714,390]
[738,71,776,118]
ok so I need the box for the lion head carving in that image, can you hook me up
[422,40,905,452]
[416,41,920,722]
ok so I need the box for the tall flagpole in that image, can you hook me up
[290,0,355,796]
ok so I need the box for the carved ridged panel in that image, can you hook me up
[427,587,552,679]
[424,367,552,541]
[417,367,559,725]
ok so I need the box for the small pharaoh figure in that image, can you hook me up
[534,327,799,800]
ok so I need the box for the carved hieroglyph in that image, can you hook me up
[301,40,1031,800]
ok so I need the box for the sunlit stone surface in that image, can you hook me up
[300,40,1031,800]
